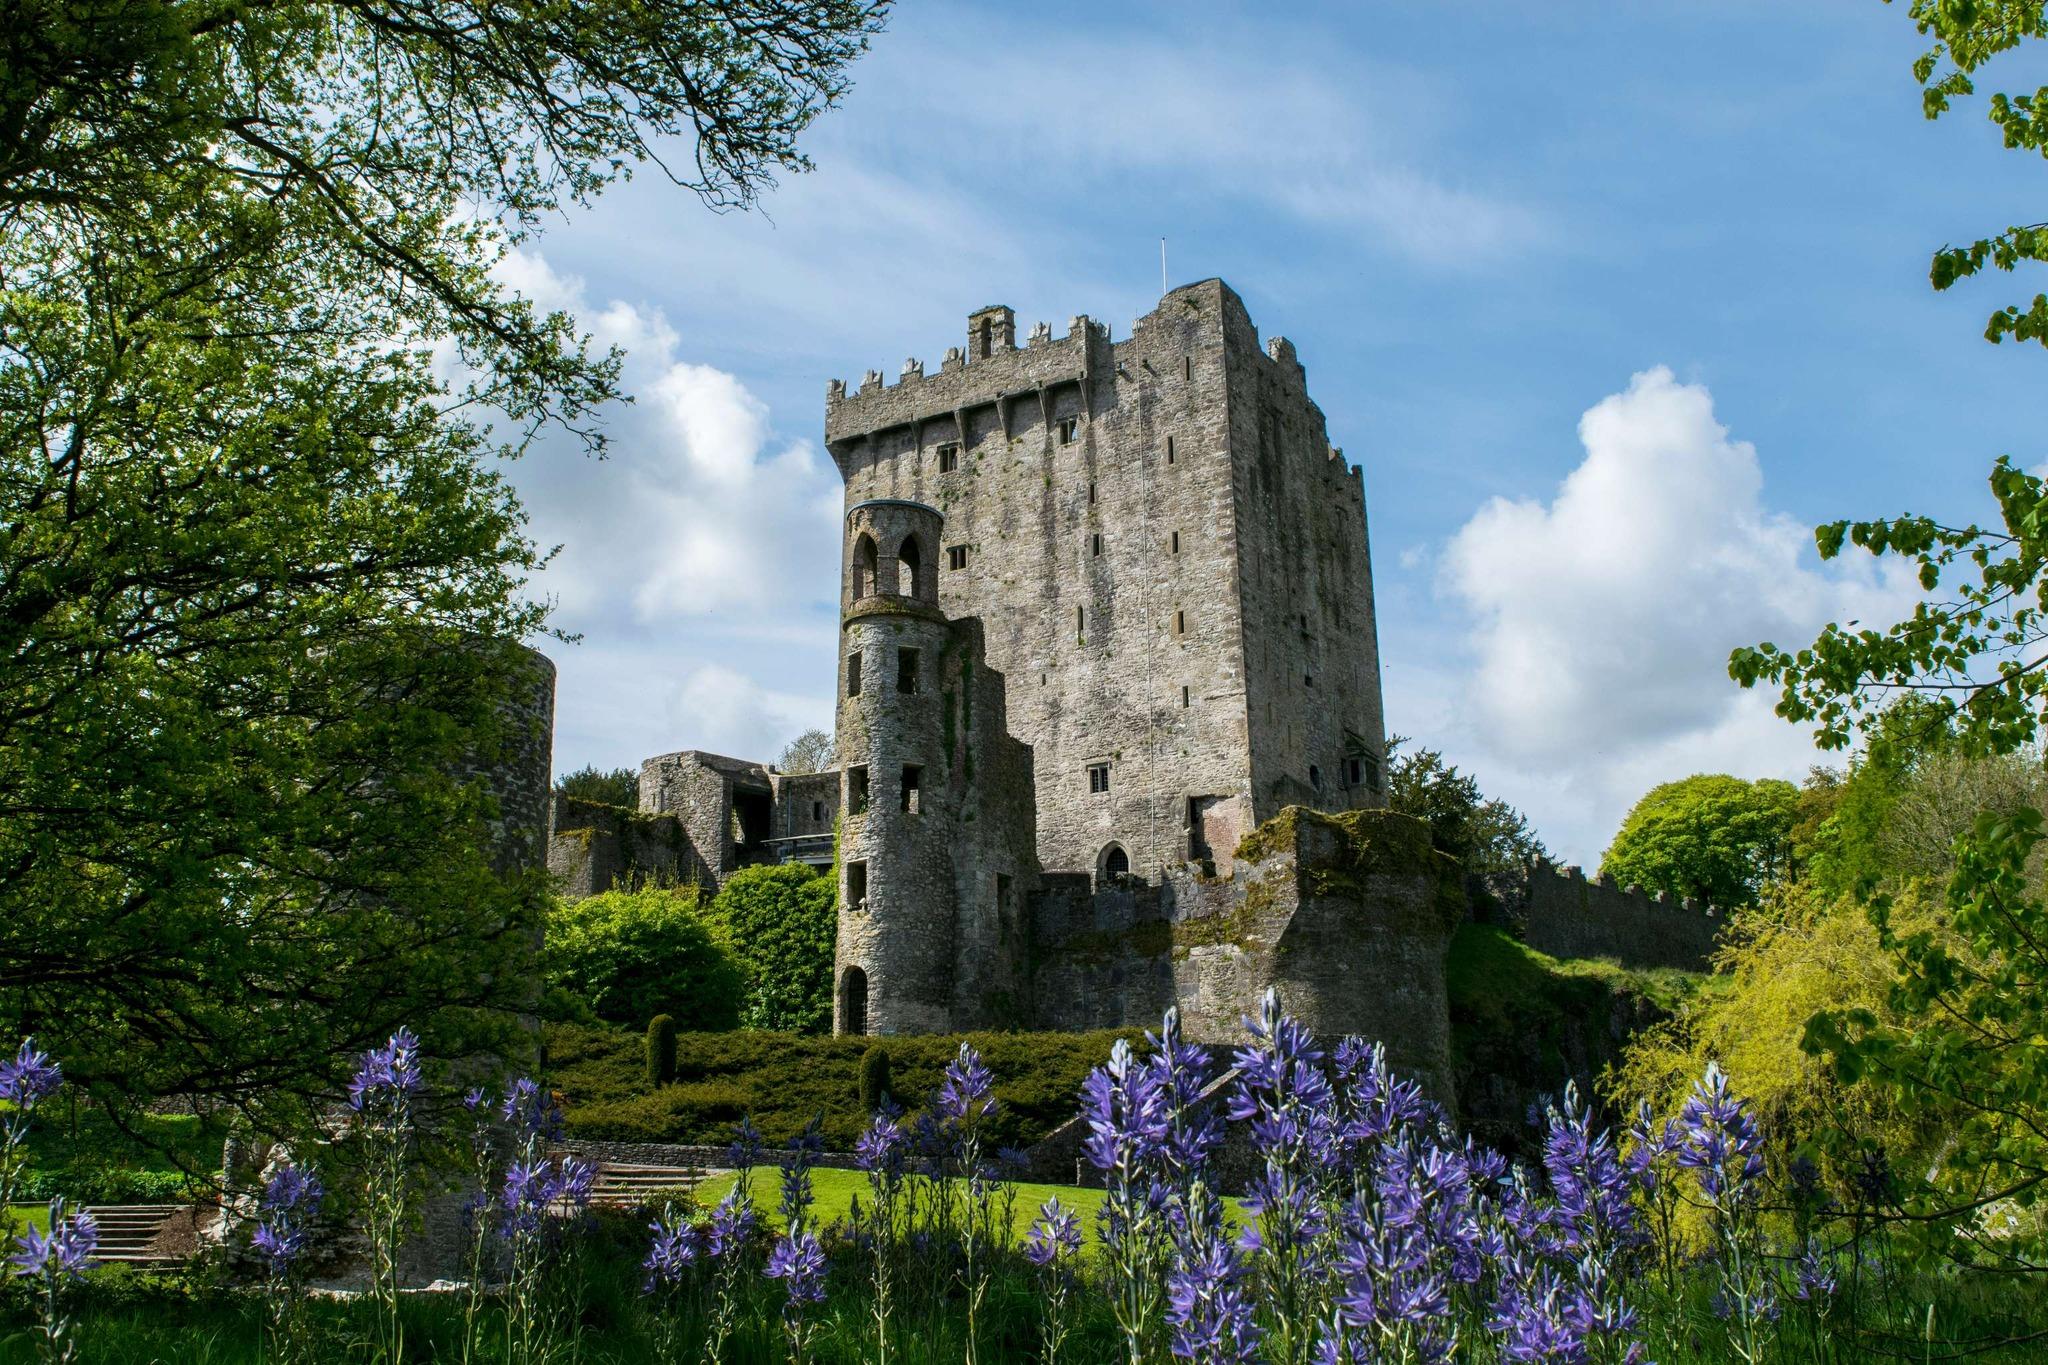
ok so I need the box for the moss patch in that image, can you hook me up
[1235,807,1461,919]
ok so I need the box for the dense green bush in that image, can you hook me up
[706,864,836,1033]
[547,1021,1134,1149]
[859,1043,893,1113]
[645,1013,677,1087]
[543,887,744,1030]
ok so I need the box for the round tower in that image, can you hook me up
[833,499,956,1035]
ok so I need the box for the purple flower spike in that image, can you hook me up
[1793,1235,1837,1303]
[499,1076,564,1141]
[1677,1062,1765,1208]
[704,1190,756,1260]
[935,1043,996,1124]
[1024,1196,1083,1268]
[642,1208,700,1292]
[0,1038,61,1111]
[10,1199,97,1281]
[347,1027,424,1116]
[765,1230,827,1305]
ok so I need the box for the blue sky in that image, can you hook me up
[504,1,2048,865]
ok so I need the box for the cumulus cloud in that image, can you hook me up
[1429,366,1922,862]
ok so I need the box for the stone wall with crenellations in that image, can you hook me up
[1518,859,1723,972]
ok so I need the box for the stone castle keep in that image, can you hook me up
[545,280,1720,1098]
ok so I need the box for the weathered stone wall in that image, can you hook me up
[1519,859,1723,972]
[545,794,702,897]
[826,280,1386,886]
[1029,807,1464,1106]
[638,750,774,886]
[772,770,840,839]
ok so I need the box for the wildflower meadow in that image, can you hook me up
[6,991,2044,1363]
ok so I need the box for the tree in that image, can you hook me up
[0,0,886,1129]
[1385,737,1548,910]
[776,729,836,775]
[556,765,640,809]
[1598,775,1799,908]
[544,888,743,1032]
[707,864,836,1033]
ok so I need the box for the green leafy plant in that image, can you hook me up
[544,888,744,1031]
[708,865,837,1033]
[1599,774,1798,907]
[860,1043,893,1113]
[646,1014,678,1088]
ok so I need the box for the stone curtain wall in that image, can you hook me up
[1519,860,1722,973]
[545,794,705,898]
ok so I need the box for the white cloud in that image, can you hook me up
[665,664,834,761]
[1428,366,1922,862]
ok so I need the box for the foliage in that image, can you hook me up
[546,1022,1135,1150]
[775,730,837,776]
[0,0,886,1140]
[1385,736,1547,910]
[707,865,837,1034]
[556,766,640,809]
[544,889,744,1032]
[1599,774,1799,907]
[646,1015,678,1089]
[859,1045,893,1114]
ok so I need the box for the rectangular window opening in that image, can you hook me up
[937,442,961,473]
[1091,532,1103,557]
[996,873,1012,915]
[1182,356,1193,381]
[901,764,922,815]
[1059,417,1080,444]
[1170,530,1181,554]
[847,765,870,815]
[1166,435,1176,464]
[1181,685,1191,708]
[1077,605,1086,637]
[846,652,862,697]
[1088,481,1097,504]
[812,800,825,822]
[1345,758,1363,788]
[1174,610,1187,635]
[847,860,867,912]
[1087,763,1110,794]
[897,647,920,694]
[1304,674,1314,688]
[947,544,969,571]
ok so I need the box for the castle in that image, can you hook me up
[545,280,1717,1099]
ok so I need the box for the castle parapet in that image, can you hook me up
[1519,857,1722,972]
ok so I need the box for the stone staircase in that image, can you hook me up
[83,1205,194,1267]
[583,1162,706,1211]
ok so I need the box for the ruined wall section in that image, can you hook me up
[1219,299,1387,822]
[826,282,1257,884]
[546,795,701,897]
[771,771,840,841]
[1029,807,1463,1106]
[637,750,773,885]
[1519,860,1722,973]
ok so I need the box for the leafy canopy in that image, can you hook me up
[545,888,744,1032]
[707,863,837,1033]
[0,0,885,1128]
[556,765,641,809]
[1598,774,1798,908]
[1385,736,1547,909]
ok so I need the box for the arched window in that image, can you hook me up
[896,534,925,600]
[1100,843,1130,889]
[840,966,868,1036]
[852,534,879,600]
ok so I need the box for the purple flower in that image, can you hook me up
[1541,1083,1644,1260]
[642,1209,699,1292]
[1676,1063,1765,1208]
[499,1154,593,1238]
[252,1164,324,1275]
[780,1118,825,1233]
[461,1086,488,1112]
[0,1038,61,1112]
[935,1043,996,1125]
[727,1116,764,1173]
[1793,1235,1837,1304]
[10,1199,97,1281]
[1024,1197,1083,1268]
[498,1077,564,1141]
[703,1190,756,1260]
[1165,1234,1263,1362]
[1080,1039,1172,1174]
[854,1111,907,1180]
[347,1027,423,1116]
[765,1230,827,1306]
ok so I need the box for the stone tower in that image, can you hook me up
[825,279,1388,887]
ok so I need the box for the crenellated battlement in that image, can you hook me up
[824,310,1109,448]
[1519,857,1723,972]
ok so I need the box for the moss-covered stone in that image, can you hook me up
[1235,806,1461,918]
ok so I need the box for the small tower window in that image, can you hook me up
[901,764,923,814]
[840,964,867,1034]
[1304,674,1314,688]
[812,800,825,822]
[1181,685,1190,708]
[853,533,879,599]
[1088,763,1110,794]
[846,652,862,697]
[1182,356,1192,380]
[896,535,924,599]
[937,442,961,473]
[1345,757,1364,788]
[1171,530,1180,554]
[897,647,920,694]
[948,545,968,570]
[1310,765,1323,792]
[847,765,869,815]
[846,864,867,912]
[1087,481,1096,504]
[1091,533,1103,557]
[1059,417,1080,444]
[1166,435,1176,464]
[1174,610,1187,635]
[1077,605,1086,636]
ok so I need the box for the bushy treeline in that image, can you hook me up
[544,865,835,1035]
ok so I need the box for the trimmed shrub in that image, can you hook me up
[859,1043,892,1114]
[544,886,744,1030]
[645,1013,677,1087]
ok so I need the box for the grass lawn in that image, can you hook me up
[3,1204,50,1236]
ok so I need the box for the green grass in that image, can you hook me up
[3,1204,49,1235]
[699,1168,1113,1247]
[15,1106,225,1204]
